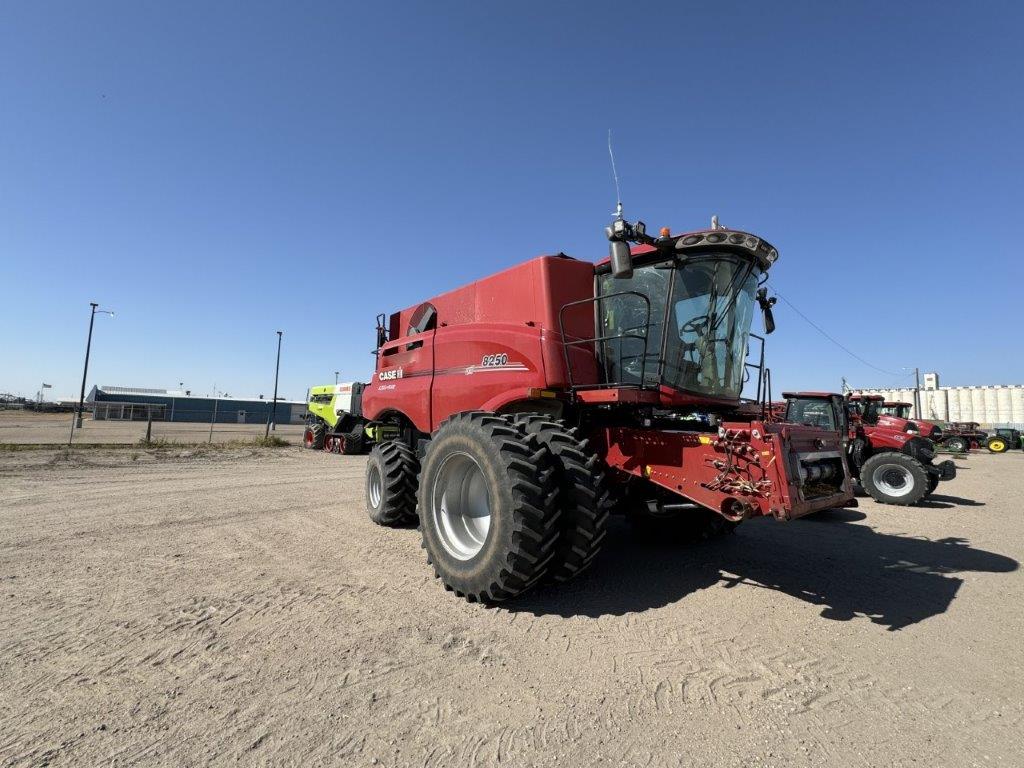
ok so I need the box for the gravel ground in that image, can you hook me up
[1,446,1021,767]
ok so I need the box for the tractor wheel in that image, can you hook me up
[944,436,968,453]
[418,411,560,603]
[860,452,929,506]
[303,421,325,450]
[986,437,1009,454]
[366,441,419,527]
[340,426,365,455]
[511,414,609,582]
[926,473,939,496]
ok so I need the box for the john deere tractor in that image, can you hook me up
[304,383,370,455]
[987,427,1023,453]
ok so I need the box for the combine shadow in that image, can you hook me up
[508,508,1017,630]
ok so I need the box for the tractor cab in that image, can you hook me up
[782,392,849,437]
[585,219,778,409]
[880,401,913,419]
[847,394,884,426]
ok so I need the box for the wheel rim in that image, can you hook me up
[990,440,1005,452]
[368,463,383,508]
[872,463,915,497]
[430,451,491,560]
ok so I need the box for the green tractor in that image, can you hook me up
[303,383,370,455]
[986,427,1023,453]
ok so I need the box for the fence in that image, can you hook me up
[0,406,305,446]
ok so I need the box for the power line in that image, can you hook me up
[768,286,901,377]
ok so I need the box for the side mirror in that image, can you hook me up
[375,313,388,349]
[756,288,777,335]
[609,240,633,279]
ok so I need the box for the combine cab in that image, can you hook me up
[359,213,855,603]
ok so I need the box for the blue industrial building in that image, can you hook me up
[86,386,305,424]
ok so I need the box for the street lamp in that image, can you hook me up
[265,331,283,437]
[69,302,115,446]
[334,371,339,384]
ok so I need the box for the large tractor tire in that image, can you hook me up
[926,473,940,496]
[943,436,969,453]
[860,452,929,506]
[418,411,560,603]
[303,421,325,450]
[366,441,419,527]
[986,436,1009,453]
[512,414,609,582]
[340,425,366,455]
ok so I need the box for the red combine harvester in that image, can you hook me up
[360,213,854,602]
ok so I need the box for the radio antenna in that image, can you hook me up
[607,129,624,220]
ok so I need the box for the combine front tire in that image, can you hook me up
[512,414,609,582]
[366,441,419,527]
[418,412,560,603]
[303,422,325,450]
[860,452,929,506]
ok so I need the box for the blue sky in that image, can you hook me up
[2,1,1022,401]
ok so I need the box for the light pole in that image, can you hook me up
[69,302,115,446]
[334,371,339,385]
[266,331,283,437]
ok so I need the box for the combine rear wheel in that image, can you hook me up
[986,437,1008,453]
[860,452,928,505]
[303,422,325,450]
[512,414,609,582]
[418,411,560,603]
[366,441,419,526]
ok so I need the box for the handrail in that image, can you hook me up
[558,291,653,391]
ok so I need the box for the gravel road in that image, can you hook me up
[1,447,1021,767]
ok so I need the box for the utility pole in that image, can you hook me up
[335,371,339,385]
[914,367,922,419]
[68,303,114,446]
[266,331,283,437]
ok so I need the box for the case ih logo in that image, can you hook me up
[378,368,403,381]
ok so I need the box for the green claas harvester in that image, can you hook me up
[303,383,370,455]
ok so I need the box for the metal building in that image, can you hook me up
[854,373,1024,426]
[86,386,305,424]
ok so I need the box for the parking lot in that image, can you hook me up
[1,446,1021,767]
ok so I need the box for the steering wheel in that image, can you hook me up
[680,315,711,335]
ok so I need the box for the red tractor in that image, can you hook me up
[359,214,855,602]
[844,394,955,503]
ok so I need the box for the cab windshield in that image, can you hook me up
[785,398,838,430]
[852,399,882,424]
[598,254,761,399]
